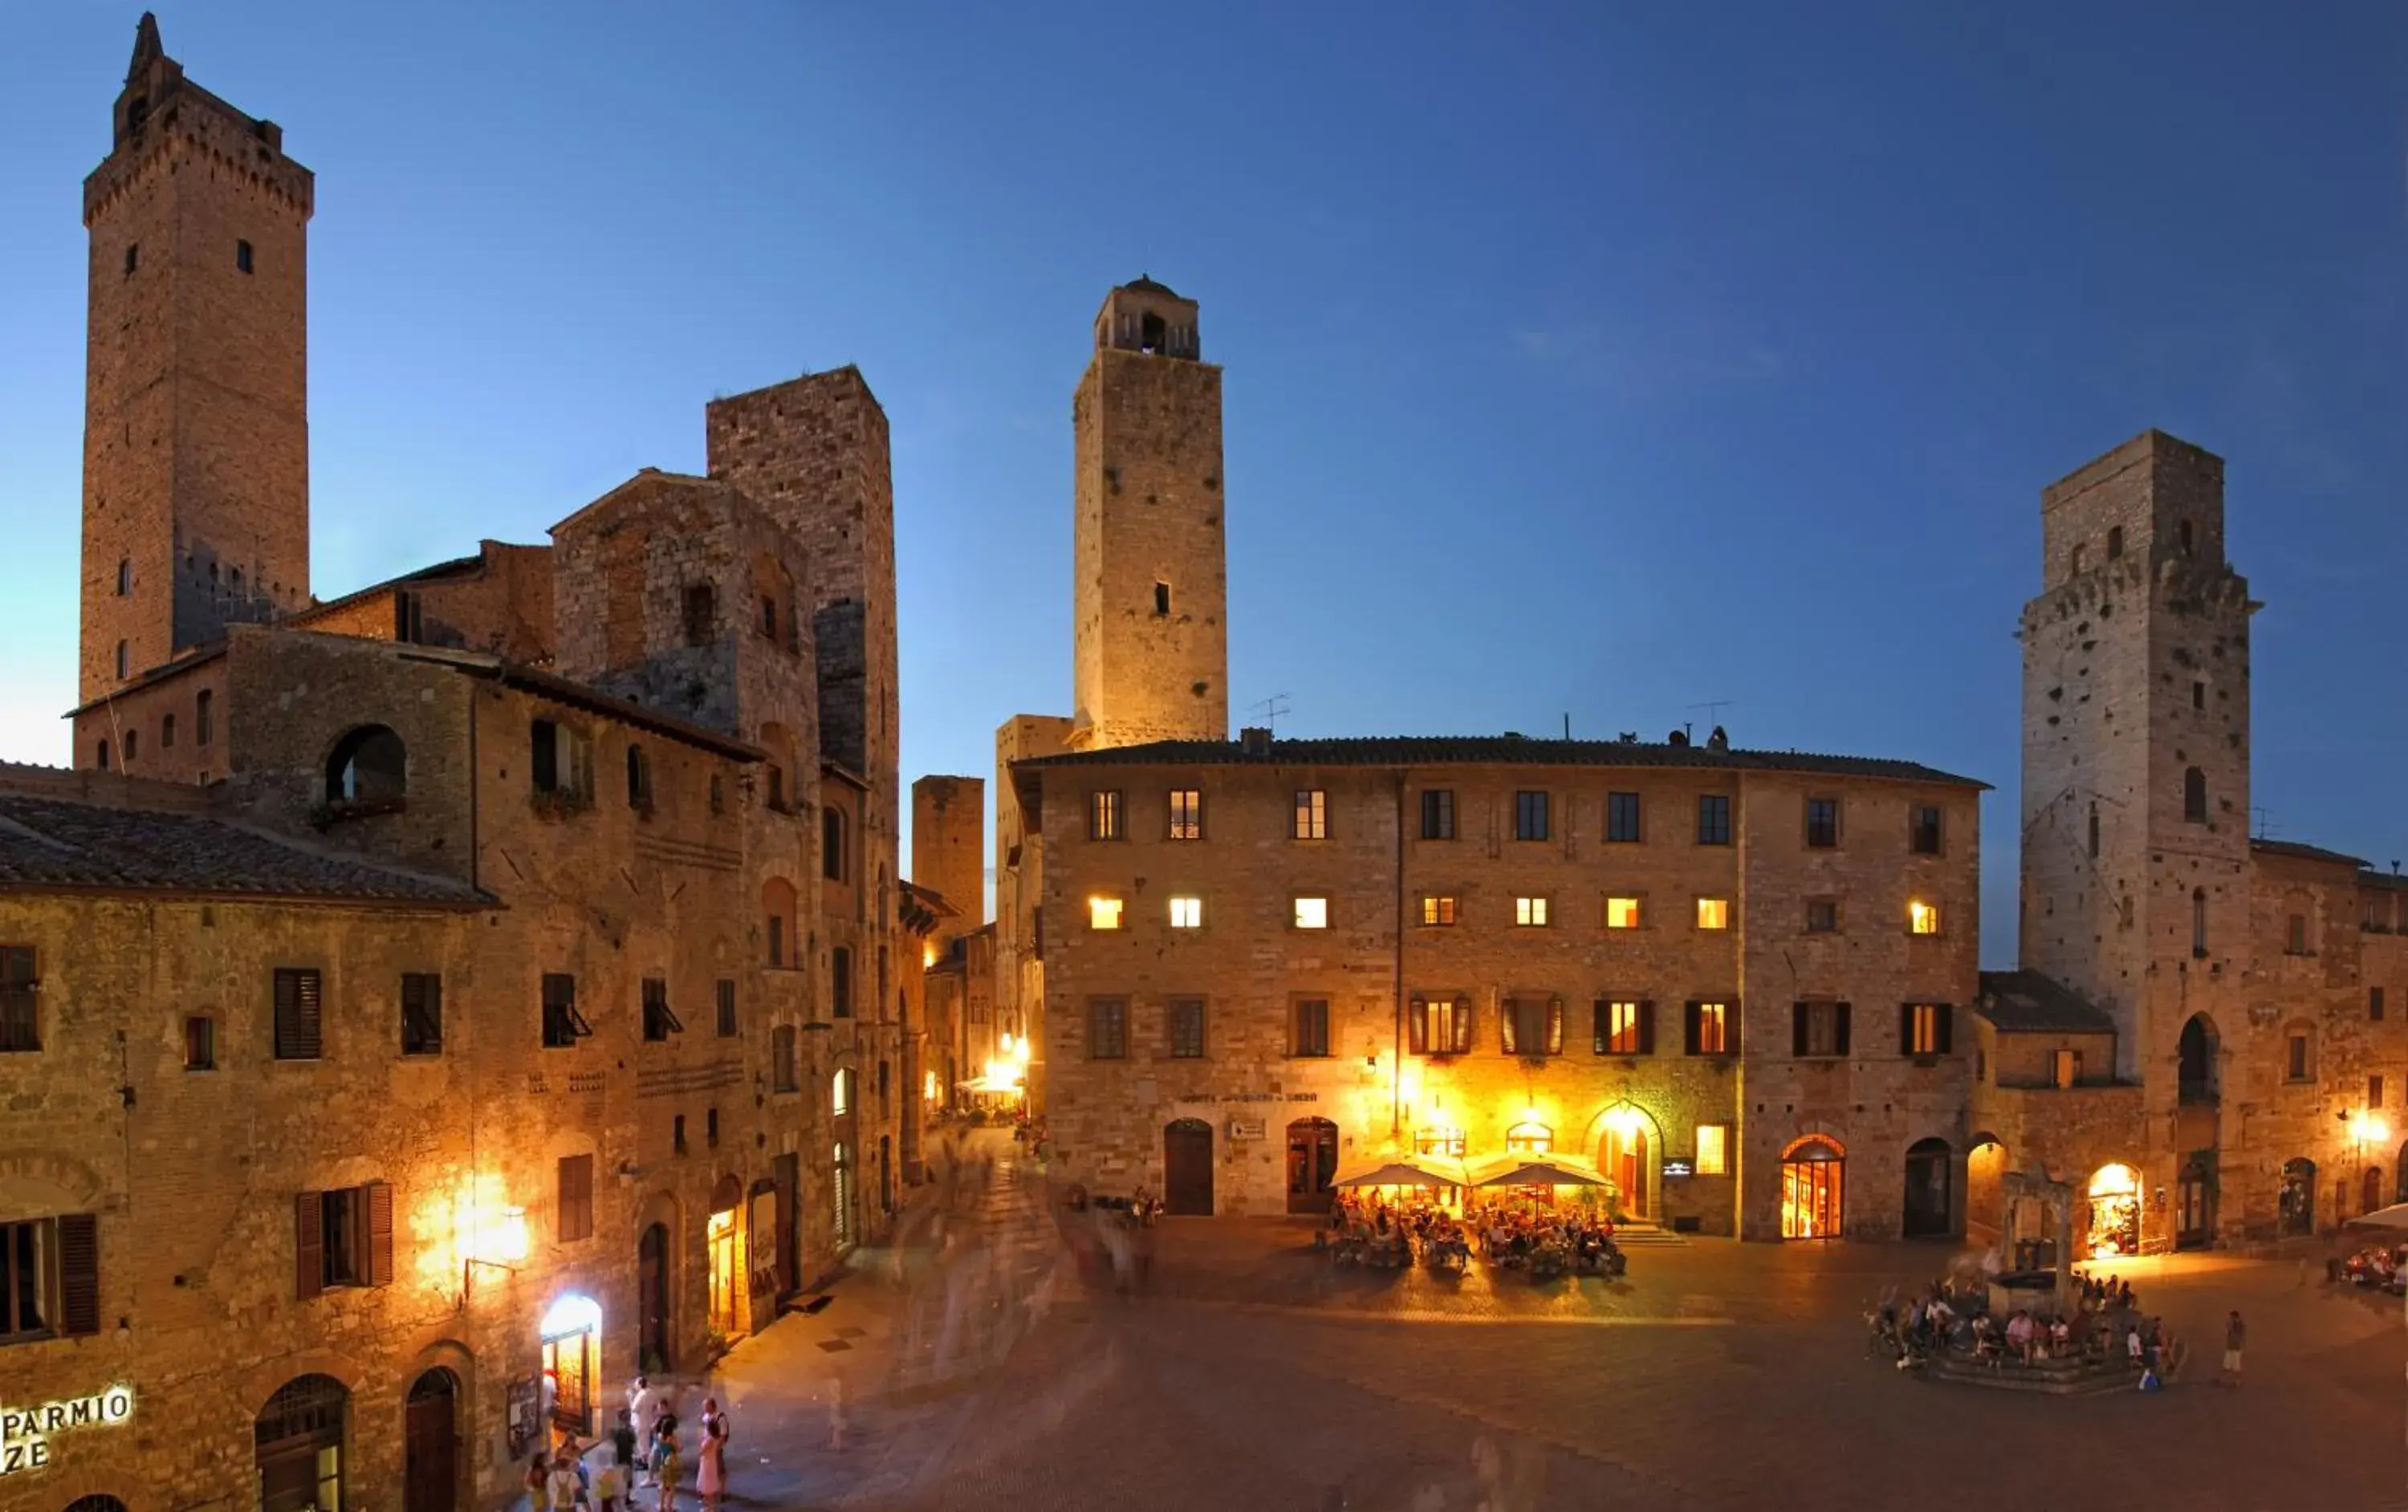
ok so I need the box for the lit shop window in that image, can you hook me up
[1088,896,1125,931]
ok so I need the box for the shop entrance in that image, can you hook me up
[707,1176,746,1339]
[638,1222,673,1374]
[402,1368,459,1512]
[1902,1137,1954,1238]
[1285,1117,1339,1214]
[1780,1136,1845,1239]
[1165,1118,1214,1215]
[1595,1104,1657,1221]
[2085,1163,2142,1257]
[539,1294,601,1437]
[256,1374,348,1512]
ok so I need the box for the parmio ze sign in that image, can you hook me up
[0,1387,135,1477]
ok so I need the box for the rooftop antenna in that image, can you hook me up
[1249,693,1291,737]
[1688,699,1733,729]
[1562,712,1571,740]
[2252,806,2273,840]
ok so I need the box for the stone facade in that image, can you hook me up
[1021,741,1983,1239]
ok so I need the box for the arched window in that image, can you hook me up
[1504,1120,1553,1154]
[255,1374,348,1512]
[2070,544,2088,577]
[124,729,139,763]
[114,640,128,679]
[115,558,131,595]
[2178,1014,2217,1103]
[2191,887,2208,956]
[326,725,406,805]
[66,1497,132,1512]
[626,744,653,811]
[762,877,796,967]
[2178,519,2194,555]
[2183,766,2207,823]
[832,1067,853,1116]
[2106,526,2124,559]
[96,738,111,770]
[1903,1136,1954,1238]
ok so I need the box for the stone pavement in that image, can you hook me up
[539,1144,2408,1510]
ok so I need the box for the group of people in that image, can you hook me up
[1870,1269,2239,1391]
[524,1376,732,1510]
[1320,1192,1626,1279]
[2333,1241,2408,1292]
[1471,1202,1625,1278]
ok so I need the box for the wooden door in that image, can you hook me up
[1165,1119,1214,1216]
[639,1222,673,1373]
[403,1370,458,1512]
[1285,1119,1338,1214]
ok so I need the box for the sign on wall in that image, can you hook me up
[0,1387,135,1477]
[505,1373,541,1459]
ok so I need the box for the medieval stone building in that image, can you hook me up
[2,19,909,1510]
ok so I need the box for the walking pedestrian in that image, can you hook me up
[2220,1310,2246,1387]
[626,1377,655,1487]
[611,1408,638,1487]
[697,1410,728,1510]
[548,1448,590,1510]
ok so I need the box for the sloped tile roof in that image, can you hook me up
[2251,837,2369,870]
[0,794,488,905]
[1975,969,2117,1034]
[1018,736,1984,787]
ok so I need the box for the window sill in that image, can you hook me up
[400,1048,443,1060]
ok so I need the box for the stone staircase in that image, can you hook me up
[1610,1222,1689,1247]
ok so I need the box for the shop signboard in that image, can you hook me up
[0,1386,136,1478]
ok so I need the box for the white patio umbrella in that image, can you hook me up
[2346,1201,2408,1230]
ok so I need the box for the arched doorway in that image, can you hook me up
[1902,1137,1954,1238]
[2365,1166,2386,1217]
[63,1498,130,1512]
[2178,1014,2218,1101]
[256,1374,348,1512]
[706,1175,744,1339]
[638,1222,673,1373]
[539,1294,602,1437]
[1780,1136,1844,1239]
[2085,1163,2142,1257]
[403,1368,460,1512]
[2177,1154,2216,1249]
[2280,1158,2316,1236]
[1285,1117,1339,1213]
[1593,1104,1658,1221]
[1164,1118,1214,1215]
[1965,1136,2007,1242]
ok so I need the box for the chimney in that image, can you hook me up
[1239,726,1271,757]
[1707,725,1729,751]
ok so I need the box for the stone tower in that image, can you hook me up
[2019,429,2254,1100]
[80,14,313,705]
[911,775,986,935]
[1070,278,1228,750]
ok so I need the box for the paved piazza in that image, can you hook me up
[675,1134,2405,1512]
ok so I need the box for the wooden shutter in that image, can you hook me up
[1499,1000,1519,1055]
[57,1213,100,1336]
[1833,1002,1853,1057]
[1683,1002,1702,1055]
[1637,1001,1656,1056]
[1452,996,1474,1055]
[364,1180,395,1287]
[295,1191,323,1300]
[275,968,322,1059]
[1899,1002,1917,1056]
[1935,1003,1954,1055]
[1792,1002,1811,1057]
[1592,999,1610,1055]
[1545,997,1564,1055]
[1407,997,1428,1055]
[559,1156,594,1242]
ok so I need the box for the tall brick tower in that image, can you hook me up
[1071,278,1228,750]
[911,774,986,935]
[80,14,313,704]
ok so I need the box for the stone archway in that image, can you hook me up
[1584,1101,1663,1221]
[1965,1134,2008,1243]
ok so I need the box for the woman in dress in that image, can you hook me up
[652,1414,681,1510]
[696,1411,728,1509]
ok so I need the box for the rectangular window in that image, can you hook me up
[1806,899,1839,934]
[1419,896,1457,927]
[1606,791,1642,843]
[1605,896,1641,930]
[767,913,787,968]
[1806,798,1839,847]
[716,979,738,1037]
[197,689,214,746]
[1168,998,1206,1059]
[1697,795,1731,845]
[823,808,847,880]
[1695,897,1730,931]
[1088,896,1125,930]
[124,243,138,274]
[681,583,716,646]
[1686,1001,1732,1056]
[296,1181,393,1297]
[673,1115,689,1155]
[1515,896,1550,928]
[273,967,323,1061]
[0,946,36,1053]
[183,1014,216,1071]
[707,1108,720,1148]
[1792,1000,1852,1058]
[641,978,683,1041]
[1408,995,1476,1056]
[1909,900,1942,936]
[1291,998,1331,1057]
[400,973,442,1056]
[1594,999,1649,1056]
[1514,791,1550,842]
[1902,1002,1951,1056]
[1089,998,1129,1059]
[2286,913,2308,955]
[1169,896,1203,929]
[236,238,254,274]
[396,589,425,645]
[1089,790,1125,841]
[832,947,852,1018]
[161,713,174,749]
[2373,986,2387,1022]
[557,1156,594,1242]
[2053,1048,2081,1088]
[2285,1031,2309,1082]
[1168,789,1203,840]
[2,1213,100,1342]
[541,973,591,1048]
[2372,1075,2386,1109]
[1293,789,1328,840]
[1694,1125,1729,1177]
[1911,806,1943,855]
[1420,789,1455,840]
[1293,896,1328,929]
[1500,995,1562,1056]
[771,1025,798,1091]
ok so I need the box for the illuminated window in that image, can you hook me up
[1694,1124,1728,1176]
[2053,1048,2081,1087]
[1088,791,1124,841]
[1292,789,1327,840]
[1595,999,1646,1055]
[1415,1127,1466,1158]
[1293,896,1328,929]
[1088,896,1124,930]
[832,1067,852,1114]
[1168,896,1202,929]
[1909,900,1941,936]
[1505,1120,1553,1154]
[1686,1001,1732,1055]
[1168,789,1202,840]
[1515,896,1550,928]
[1419,895,1457,927]
[1902,1002,1950,1055]
[1606,896,1641,929]
[1408,994,1474,1055]
[1695,897,1729,930]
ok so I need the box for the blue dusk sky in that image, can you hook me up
[1,3,2402,966]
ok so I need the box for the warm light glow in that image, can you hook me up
[1088,896,1124,929]
[1294,896,1329,929]
[1909,900,1941,935]
[999,1030,1015,1052]
[922,943,938,968]
[2088,1162,2139,1197]
[980,1055,1028,1090]
[1695,897,1729,930]
[421,1171,530,1290]
[1515,896,1549,927]
[1603,1105,1645,1137]
[1607,896,1641,929]
[1169,895,1203,929]
[539,1292,603,1340]
[923,1070,938,1101]
[1522,1106,1543,1128]
[1011,1034,1031,1064]
[1695,1124,1729,1175]
[2352,1112,2392,1144]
